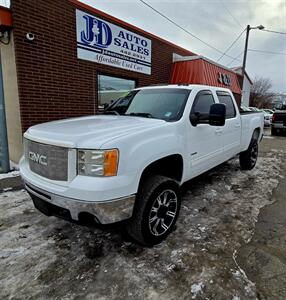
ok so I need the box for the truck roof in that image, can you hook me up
[136,84,233,93]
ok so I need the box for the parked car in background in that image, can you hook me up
[263,109,274,114]
[20,85,264,245]
[271,103,286,135]
[248,107,261,112]
[248,107,272,127]
[240,105,252,112]
[261,109,273,127]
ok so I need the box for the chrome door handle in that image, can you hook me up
[235,123,241,128]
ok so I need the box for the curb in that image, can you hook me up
[0,176,24,192]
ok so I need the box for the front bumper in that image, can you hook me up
[25,182,135,224]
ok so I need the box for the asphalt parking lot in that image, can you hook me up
[237,129,286,300]
[0,129,285,300]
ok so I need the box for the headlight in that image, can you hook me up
[77,149,119,177]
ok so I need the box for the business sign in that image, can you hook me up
[76,10,152,75]
[218,72,231,86]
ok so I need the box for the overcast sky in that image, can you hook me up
[1,0,286,92]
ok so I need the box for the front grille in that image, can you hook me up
[25,139,68,181]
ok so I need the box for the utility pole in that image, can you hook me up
[241,24,264,105]
[242,25,250,78]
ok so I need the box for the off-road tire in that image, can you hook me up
[239,139,259,170]
[126,175,181,246]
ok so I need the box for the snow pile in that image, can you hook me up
[191,282,204,298]
[0,149,285,299]
[0,170,20,180]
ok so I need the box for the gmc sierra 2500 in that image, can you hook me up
[20,85,264,246]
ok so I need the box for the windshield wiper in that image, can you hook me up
[103,110,120,115]
[127,112,154,118]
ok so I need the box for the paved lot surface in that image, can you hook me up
[237,129,286,300]
[0,130,285,299]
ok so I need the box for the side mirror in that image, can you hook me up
[190,112,200,126]
[209,103,226,126]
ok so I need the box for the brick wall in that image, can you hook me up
[11,0,194,131]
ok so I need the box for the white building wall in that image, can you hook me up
[241,76,251,107]
[0,33,23,163]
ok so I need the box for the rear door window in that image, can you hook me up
[216,91,236,119]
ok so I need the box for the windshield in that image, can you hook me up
[105,88,191,121]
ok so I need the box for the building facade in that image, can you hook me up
[232,67,252,107]
[171,56,242,105]
[1,0,195,163]
[0,0,244,165]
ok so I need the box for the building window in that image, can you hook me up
[98,75,136,109]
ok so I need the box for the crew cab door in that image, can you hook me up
[215,91,241,159]
[187,90,224,178]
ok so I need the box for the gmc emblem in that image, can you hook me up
[29,151,48,166]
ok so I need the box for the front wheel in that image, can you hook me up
[239,139,258,170]
[126,175,181,246]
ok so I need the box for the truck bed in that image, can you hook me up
[239,111,264,152]
[240,111,262,115]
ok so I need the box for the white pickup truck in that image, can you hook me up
[20,84,264,245]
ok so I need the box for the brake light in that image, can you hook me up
[272,114,276,122]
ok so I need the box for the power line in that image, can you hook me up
[226,48,286,67]
[219,0,244,29]
[248,49,286,55]
[227,51,244,66]
[217,29,246,62]
[138,0,240,61]
[261,29,286,35]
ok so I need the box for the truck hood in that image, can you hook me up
[24,115,167,148]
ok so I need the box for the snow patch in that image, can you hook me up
[191,282,204,298]
[232,250,256,291]
[0,170,20,180]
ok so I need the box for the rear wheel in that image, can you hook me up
[271,127,277,136]
[126,175,181,246]
[239,139,259,170]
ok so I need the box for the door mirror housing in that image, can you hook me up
[209,103,226,126]
[190,112,209,126]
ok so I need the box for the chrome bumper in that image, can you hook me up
[272,123,286,129]
[25,183,136,224]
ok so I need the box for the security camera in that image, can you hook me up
[26,32,35,41]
